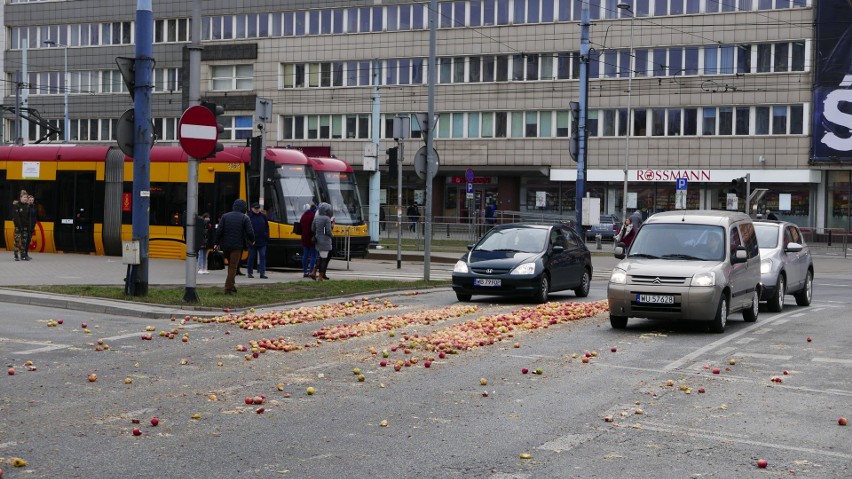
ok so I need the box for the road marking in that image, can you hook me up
[810,307,825,312]
[1,336,72,355]
[506,354,549,360]
[737,352,793,360]
[715,346,736,355]
[0,441,17,450]
[631,422,852,459]
[774,318,789,325]
[13,344,69,354]
[790,312,806,318]
[538,433,598,452]
[662,309,801,371]
[753,328,772,334]
[734,337,755,344]
[812,357,852,365]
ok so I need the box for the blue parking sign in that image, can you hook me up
[676,178,688,190]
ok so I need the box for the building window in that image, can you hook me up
[212,65,253,91]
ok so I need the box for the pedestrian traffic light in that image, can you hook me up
[387,146,398,179]
[201,101,225,158]
[569,101,580,162]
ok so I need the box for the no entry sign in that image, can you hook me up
[178,105,219,158]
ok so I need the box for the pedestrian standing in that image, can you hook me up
[312,202,334,281]
[407,204,420,232]
[614,218,636,247]
[629,209,643,231]
[766,209,779,220]
[197,213,212,274]
[484,200,496,231]
[11,190,30,261]
[213,199,255,294]
[300,202,318,279]
[247,202,269,279]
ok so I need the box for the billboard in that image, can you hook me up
[813,1,852,162]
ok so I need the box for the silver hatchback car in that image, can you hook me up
[607,211,762,333]
[753,220,814,312]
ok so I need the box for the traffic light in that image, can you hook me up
[731,177,746,197]
[569,101,580,162]
[386,147,398,179]
[201,101,225,158]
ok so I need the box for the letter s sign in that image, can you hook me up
[821,89,852,152]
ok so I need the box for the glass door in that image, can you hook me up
[54,172,96,253]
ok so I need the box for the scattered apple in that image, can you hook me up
[131,418,140,424]
[698,388,706,393]
[81,322,88,328]
[256,407,265,414]
[379,419,388,427]
[306,386,315,395]
[182,336,188,343]
[87,373,97,382]
[610,346,617,352]
[276,383,285,391]
[482,390,489,397]
[380,360,387,367]
[581,357,590,364]
[245,397,253,405]
[423,361,431,368]
[358,374,366,382]
[519,453,532,460]
[757,459,768,468]
[382,350,389,358]
[124,377,132,384]
[522,368,529,374]
[132,428,141,436]
[666,379,674,387]
[438,352,446,359]
[839,417,847,426]
[783,370,789,375]
[353,368,361,375]
[514,342,521,348]
[603,416,614,422]
[480,377,488,386]
[150,417,159,427]
[712,368,721,374]
[57,319,63,324]
[535,368,543,375]
[728,358,736,365]
[7,368,14,376]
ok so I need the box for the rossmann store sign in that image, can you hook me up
[634,170,712,182]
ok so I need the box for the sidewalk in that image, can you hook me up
[1,249,848,319]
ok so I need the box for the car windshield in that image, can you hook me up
[475,227,547,253]
[629,223,726,261]
[754,223,780,249]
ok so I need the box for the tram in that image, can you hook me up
[0,144,369,266]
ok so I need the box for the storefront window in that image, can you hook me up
[827,171,852,231]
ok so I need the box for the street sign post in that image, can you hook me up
[178,105,219,159]
[675,177,688,210]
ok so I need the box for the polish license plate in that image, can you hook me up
[475,278,501,287]
[637,294,674,304]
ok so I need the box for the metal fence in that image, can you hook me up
[800,227,849,258]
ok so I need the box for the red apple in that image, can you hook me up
[438,352,446,359]
[807,337,812,342]
[256,407,265,414]
[150,417,159,427]
[57,319,63,324]
[698,388,705,393]
[610,346,617,352]
[481,390,488,397]
[245,397,253,405]
[522,368,529,374]
[839,417,848,426]
[181,336,188,343]
[81,322,88,328]
[253,396,264,405]
[712,368,721,374]
[423,361,431,368]
[132,428,142,436]
[7,368,14,376]
[783,370,789,375]
[756,459,768,468]
[380,360,387,367]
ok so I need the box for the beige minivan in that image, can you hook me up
[607,210,762,333]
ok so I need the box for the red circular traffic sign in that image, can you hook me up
[178,105,218,158]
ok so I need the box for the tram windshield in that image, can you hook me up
[318,171,364,225]
[275,164,320,224]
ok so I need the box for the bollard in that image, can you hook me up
[595,234,602,250]
[828,229,832,247]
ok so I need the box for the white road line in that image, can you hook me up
[734,337,755,344]
[715,346,737,355]
[810,307,825,312]
[631,422,852,460]
[790,312,806,318]
[506,354,549,360]
[13,344,70,354]
[662,309,801,371]
[753,328,772,334]
[773,318,789,325]
[0,441,17,450]
[737,352,793,360]
[812,357,852,365]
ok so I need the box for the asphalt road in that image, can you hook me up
[1,275,850,478]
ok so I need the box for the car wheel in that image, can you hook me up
[743,289,759,322]
[794,270,813,306]
[767,274,785,312]
[574,269,591,297]
[610,315,628,329]
[709,295,728,333]
[533,274,549,303]
[456,292,472,302]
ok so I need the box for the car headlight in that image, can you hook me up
[510,262,536,275]
[760,258,772,274]
[453,260,469,274]
[610,267,627,284]
[692,272,716,287]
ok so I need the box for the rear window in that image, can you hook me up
[754,223,779,249]
[629,223,726,261]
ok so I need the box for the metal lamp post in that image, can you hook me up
[617,3,634,223]
[43,40,69,142]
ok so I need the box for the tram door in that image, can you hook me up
[55,172,96,253]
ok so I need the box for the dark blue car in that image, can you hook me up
[586,214,621,240]
[452,223,592,303]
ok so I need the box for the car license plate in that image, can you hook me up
[475,278,501,287]
[636,294,674,304]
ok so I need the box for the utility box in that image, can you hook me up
[122,240,140,265]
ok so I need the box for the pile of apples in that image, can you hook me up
[412,301,608,354]
[192,298,396,330]
[312,305,479,342]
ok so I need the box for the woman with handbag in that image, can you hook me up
[311,202,334,281]
[614,217,636,248]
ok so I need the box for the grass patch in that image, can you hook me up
[22,279,451,309]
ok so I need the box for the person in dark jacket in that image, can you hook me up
[312,202,334,281]
[11,190,30,261]
[25,195,37,259]
[197,213,212,274]
[300,202,318,279]
[214,199,255,294]
[246,203,269,279]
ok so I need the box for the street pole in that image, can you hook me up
[183,0,202,303]
[132,0,154,296]
[575,2,590,232]
[397,140,403,269]
[617,3,634,223]
[424,0,437,282]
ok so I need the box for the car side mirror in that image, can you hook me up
[785,242,803,253]
[614,243,626,259]
[552,245,564,254]
[732,246,748,264]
